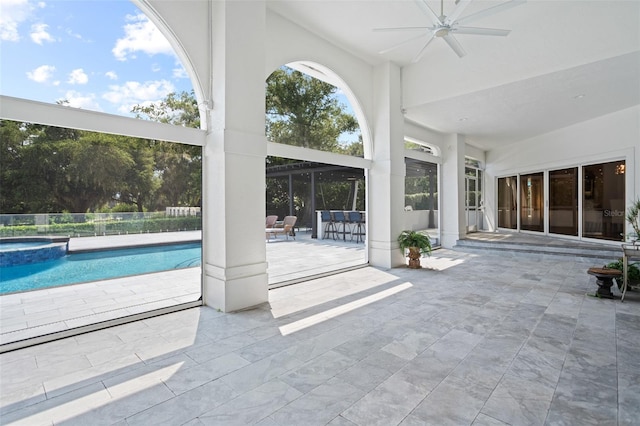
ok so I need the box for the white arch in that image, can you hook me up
[405,136,442,157]
[282,61,373,161]
[133,0,210,130]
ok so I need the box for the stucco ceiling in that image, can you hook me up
[268,0,640,150]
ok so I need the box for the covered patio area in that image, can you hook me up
[2,246,639,425]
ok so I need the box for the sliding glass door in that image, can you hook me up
[583,161,626,241]
[520,172,544,232]
[497,160,625,242]
[549,168,578,236]
[498,176,517,229]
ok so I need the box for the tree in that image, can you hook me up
[42,132,135,213]
[265,67,363,226]
[131,90,202,209]
[117,139,159,212]
[0,120,30,213]
[266,67,359,151]
[132,90,200,128]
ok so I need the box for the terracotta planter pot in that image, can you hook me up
[407,247,422,269]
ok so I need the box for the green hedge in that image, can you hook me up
[405,193,438,211]
[0,216,202,237]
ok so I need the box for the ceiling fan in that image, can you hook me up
[375,0,525,61]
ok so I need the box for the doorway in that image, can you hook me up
[465,165,483,233]
[520,172,544,232]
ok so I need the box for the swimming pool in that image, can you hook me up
[0,243,201,295]
[0,241,49,250]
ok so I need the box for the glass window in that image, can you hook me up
[520,172,544,232]
[497,176,517,229]
[583,161,625,241]
[404,140,434,154]
[404,158,438,231]
[549,168,578,236]
[405,158,438,213]
[465,158,482,169]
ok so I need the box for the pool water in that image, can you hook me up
[0,243,201,295]
[0,242,48,251]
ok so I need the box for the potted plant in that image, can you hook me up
[398,230,432,269]
[605,258,640,292]
[627,198,640,243]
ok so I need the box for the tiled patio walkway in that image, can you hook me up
[1,248,639,425]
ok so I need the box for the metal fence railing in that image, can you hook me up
[0,211,202,238]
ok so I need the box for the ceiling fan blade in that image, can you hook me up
[378,32,430,55]
[411,33,436,63]
[444,0,473,25]
[442,34,467,57]
[373,26,431,32]
[453,26,511,36]
[415,0,443,26]
[456,0,526,26]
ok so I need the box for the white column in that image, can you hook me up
[202,1,268,312]
[483,168,497,232]
[367,62,406,268]
[440,134,466,248]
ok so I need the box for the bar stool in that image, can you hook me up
[321,210,337,240]
[332,211,350,241]
[349,211,365,243]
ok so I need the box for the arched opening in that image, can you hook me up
[265,64,370,286]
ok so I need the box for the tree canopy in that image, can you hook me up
[0,91,202,214]
[266,66,361,155]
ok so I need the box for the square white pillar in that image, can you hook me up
[367,62,406,268]
[202,1,268,312]
[440,134,466,248]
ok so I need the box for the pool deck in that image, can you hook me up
[67,231,202,252]
[1,231,365,348]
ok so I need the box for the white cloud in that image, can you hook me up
[0,0,32,41]
[103,79,175,114]
[68,68,88,85]
[173,66,188,79]
[26,64,55,83]
[59,90,102,112]
[30,22,54,44]
[105,71,118,80]
[112,13,174,62]
[65,27,83,40]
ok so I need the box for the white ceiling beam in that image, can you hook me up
[0,96,206,146]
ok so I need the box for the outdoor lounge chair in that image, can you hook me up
[265,215,297,240]
[266,215,278,228]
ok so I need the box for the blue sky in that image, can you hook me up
[0,0,193,117]
[0,0,359,144]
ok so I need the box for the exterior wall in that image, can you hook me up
[265,10,374,154]
[484,106,639,233]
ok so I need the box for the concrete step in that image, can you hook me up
[454,236,623,265]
